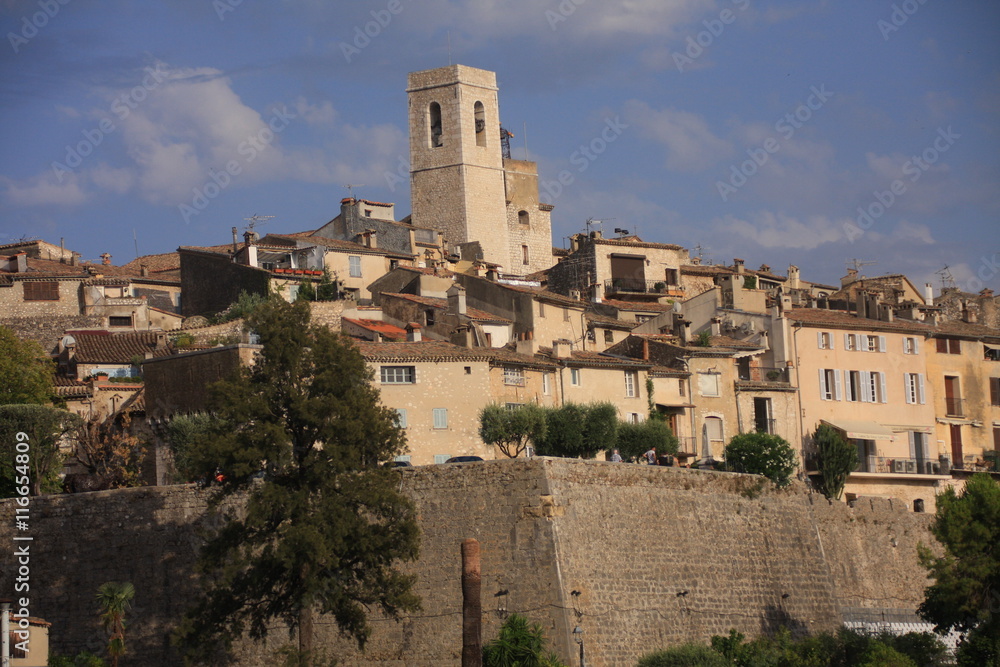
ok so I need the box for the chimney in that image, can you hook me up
[363,229,378,249]
[516,334,536,356]
[673,313,691,345]
[841,268,858,287]
[551,338,572,358]
[155,332,167,349]
[787,265,800,289]
[710,317,721,337]
[590,230,602,240]
[140,264,149,277]
[232,226,239,254]
[569,235,581,253]
[70,252,79,266]
[14,253,27,273]
[569,289,581,301]
[243,231,258,267]
[759,264,771,274]
[690,256,701,266]
[924,283,934,304]
[100,252,112,266]
[734,258,745,274]
[447,283,467,316]
[980,288,994,299]
[486,268,500,282]
[642,337,650,361]
[451,324,475,348]
[962,302,978,324]
[592,281,603,304]
[406,322,422,342]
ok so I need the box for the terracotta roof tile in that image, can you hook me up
[342,318,407,340]
[71,331,173,364]
[600,299,675,312]
[381,292,513,323]
[354,339,494,362]
[787,307,935,334]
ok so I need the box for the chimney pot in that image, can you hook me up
[405,322,422,342]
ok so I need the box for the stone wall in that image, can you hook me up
[0,315,104,351]
[0,459,936,667]
[179,251,271,317]
[0,280,84,319]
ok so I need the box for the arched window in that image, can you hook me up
[518,210,529,226]
[474,101,486,147]
[429,102,443,148]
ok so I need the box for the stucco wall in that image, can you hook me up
[0,459,937,667]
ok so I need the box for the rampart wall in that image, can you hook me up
[0,459,935,666]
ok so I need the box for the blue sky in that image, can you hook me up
[2,0,998,294]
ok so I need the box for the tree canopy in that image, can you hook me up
[173,298,420,663]
[534,402,618,459]
[615,419,679,462]
[813,423,858,501]
[479,403,547,458]
[918,473,1000,665]
[0,326,55,405]
[0,404,81,496]
[724,432,798,487]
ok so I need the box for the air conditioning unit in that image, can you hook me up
[929,462,940,475]
[892,460,907,473]
[904,461,917,474]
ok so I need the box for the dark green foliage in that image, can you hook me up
[696,330,712,347]
[479,403,547,458]
[637,643,729,667]
[316,268,338,301]
[534,402,618,458]
[213,290,271,323]
[48,652,107,667]
[0,325,55,405]
[615,419,679,462]
[164,413,221,483]
[724,432,798,487]
[743,275,758,290]
[296,279,316,302]
[0,404,81,496]
[813,423,858,501]
[173,299,420,662]
[482,614,566,667]
[919,473,1000,665]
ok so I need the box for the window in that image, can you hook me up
[990,377,1000,407]
[866,335,886,352]
[936,338,961,354]
[698,372,720,397]
[395,408,408,428]
[570,368,581,386]
[394,455,411,464]
[503,366,525,386]
[424,309,436,326]
[381,366,415,384]
[846,371,862,402]
[506,402,524,410]
[108,316,132,327]
[844,334,859,351]
[905,373,926,405]
[863,371,887,403]
[538,301,545,318]
[23,281,59,301]
[474,101,486,146]
[434,454,450,464]
[464,366,472,375]
[679,379,686,397]
[994,427,1000,450]
[625,371,638,398]
[705,416,724,442]
[628,412,641,423]
[903,337,920,354]
[563,308,570,322]
[518,210,529,225]
[542,373,551,395]
[604,330,614,344]
[818,331,834,349]
[348,255,362,278]
[522,245,529,265]
[433,408,448,429]
[819,369,842,401]
[429,102,443,148]
[664,268,678,285]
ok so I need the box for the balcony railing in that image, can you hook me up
[604,278,683,295]
[858,457,941,475]
[944,397,965,417]
[738,366,789,383]
[753,418,777,435]
[675,436,698,455]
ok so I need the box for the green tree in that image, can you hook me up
[534,403,618,459]
[96,581,134,667]
[615,419,679,462]
[173,298,420,663]
[0,404,81,496]
[75,413,146,489]
[637,643,729,667]
[724,432,798,487]
[813,423,858,501]
[581,402,619,458]
[0,326,55,405]
[163,413,220,483]
[695,330,712,347]
[296,278,316,302]
[482,614,566,667]
[214,289,270,323]
[918,473,1000,665]
[316,268,338,301]
[479,403,547,458]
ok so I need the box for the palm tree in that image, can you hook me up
[96,581,135,667]
[483,614,567,667]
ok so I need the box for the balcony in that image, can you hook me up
[753,418,777,435]
[858,457,941,475]
[944,397,965,418]
[675,436,698,456]
[604,278,683,297]
[737,366,789,384]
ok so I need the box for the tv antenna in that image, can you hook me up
[344,184,365,200]
[244,214,274,233]
[936,265,957,290]
[847,259,876,273]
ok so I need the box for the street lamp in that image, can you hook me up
[572,626,585,667]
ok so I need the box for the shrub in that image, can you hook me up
[724,432,797,487]
[535,403,618,459]
[637,643,729,667]
[813,423,857,501]
[479,403,546,458]
[615,419,679,462]
[482,613,566,667]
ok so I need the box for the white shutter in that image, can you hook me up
[914,337,920,355]
[845,333,853,349]
[879,372,888,403]
[829,333,834,350]
[908,431,916,460]
[918,374,926,404]
[860,371,871,402]
[819,369,828,400]
[818,331,824,348]
[834,370,843,401]
[879,335,887,352]
[854,334,862,350]
[905,375,914,404]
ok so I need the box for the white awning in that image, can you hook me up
[821,419,894,440]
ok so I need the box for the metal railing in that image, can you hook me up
[944,397,965,417]
[858,457,940,475]
[604,278,683,295]
[675,436,698,455]
[738,366,789,383]
[753,418,777,435]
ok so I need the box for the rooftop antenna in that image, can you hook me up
[523,121,529,161]
[132,228,139,261]
[936,265,957,290]
[244,214,274,235]
[344,184,365,200]
[447,31,452,66]
[847,259,876,273]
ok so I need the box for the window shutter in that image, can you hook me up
[908,431,916,460]
[819,369,828,400]
[396,408,408,428]
[918,374,926,404]
[936,338,947,353]
[861,371,871,403]
[879,372,887,403]
[829,333,834,350]
[905,375,914,404]
[990,377,1000,406]
[833,369,843,401]
[845,333,853,349]
[878,336,887,352]
[913,338,920,355]
[818,331,825,348]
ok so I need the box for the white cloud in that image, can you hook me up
[624,100,732,172]
[0,171,89,207]
[714,211,846,250]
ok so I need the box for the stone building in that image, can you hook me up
[407,65,553,275]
